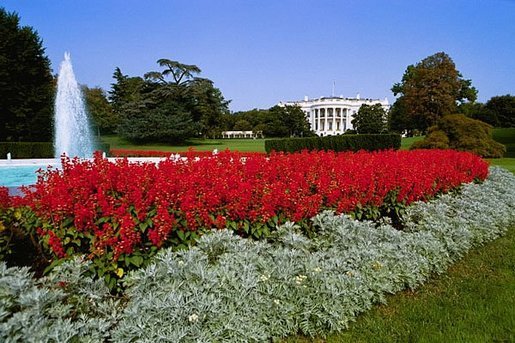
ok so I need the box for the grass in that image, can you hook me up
[488,158,515,174]
[399,135,424,150]
[285,225,515,343]
[101,135,268,152]
[102,135,423,153]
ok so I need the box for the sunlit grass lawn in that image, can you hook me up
[101,134,268,152]
[285,225,515,343]
[399,135,424,150]
[489,158,515,173]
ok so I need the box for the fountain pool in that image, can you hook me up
[0,159,59,189]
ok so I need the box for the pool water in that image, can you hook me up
[0,165,45,187]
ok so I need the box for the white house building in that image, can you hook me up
[279,95,390,136]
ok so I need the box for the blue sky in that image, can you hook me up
[1,0,514,111]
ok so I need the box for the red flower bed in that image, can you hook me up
[2,149,488,287]
[0,186,10,210]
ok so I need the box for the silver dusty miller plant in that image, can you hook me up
[112,167,515,342]
[0,257,121,343]
[1,167,514,342]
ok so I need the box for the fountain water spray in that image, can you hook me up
[54,52,95,158]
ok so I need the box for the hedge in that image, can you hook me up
[264,134,401,153]
[0,142,110,158]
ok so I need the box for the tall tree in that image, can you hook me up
[187,78,230,138]
[391,52,477,133]
[485,94,515,128]
[352,104,387,134]
[115,58,229,143]
[117,86,197,144]
[145,59,201,86]
[458,102,499,127]
[0,8,54,141]
[264,106,313,137]
[82,86,118,136]
[108,67,146,114]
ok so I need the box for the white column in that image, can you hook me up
[317,109,321,134]
[347,109,352,130]
[324,107,329,132]
[332,108,336,133]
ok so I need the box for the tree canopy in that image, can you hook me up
[411,114,505,158]
[390,52,477,133]
[0,8,54,142]
[112,59,229,143]
[351,104,387,134]
[82,86,117,136]
[228,105,313,138]
[486,94,515,128]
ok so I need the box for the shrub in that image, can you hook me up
[264,134,401,153]
[2,150,488,290]
[112,167,515,341]
[0,167,514,341]
[0,259,121,342]
[0,142,109,158]
[410,114,506,158]
[411,130,449,150]
[0,142,53,158]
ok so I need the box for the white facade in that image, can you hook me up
[279,95,389,136]
[221,130,263,139]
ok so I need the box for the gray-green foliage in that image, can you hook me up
[1,167,514,342]
[0,258,121,343]
[113,167,515,342]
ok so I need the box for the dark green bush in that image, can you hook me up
[410,114,506,158]
[0,142,53,158]
[264,134,401,153]
[492,128,515,157]
[411,130,449,150]
[96,143,111,156]
[0,142,110,158]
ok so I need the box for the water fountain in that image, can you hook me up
[54,52,95,158]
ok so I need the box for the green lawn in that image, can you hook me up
[102,135,423,153]
[488,158,515,173]
[101,135,268,152]
[285,225,515,343]
[400,135,424,150]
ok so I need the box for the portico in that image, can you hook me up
[279,95,389,136]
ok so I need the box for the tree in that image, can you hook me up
[351,104,387,134]
[187,78,230,138]
[117,87,197,144]
[82,86,117,136]
[0,8,54,141]
[115,58,229,143]
[458,102,499,127]
[233,119,252,131]
[262,106,313,138]
[279,105,313,137]
[485,94,515,127]
[391,52,477,133]
[411,114,505,158]
[146,59,201,86]
[108,67,146,114]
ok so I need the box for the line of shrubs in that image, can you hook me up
[264,134,401,153]
[0,142,110,158]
